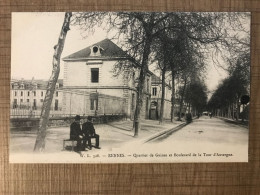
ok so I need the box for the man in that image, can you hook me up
[82,116,101,149]
[70,115,84,151]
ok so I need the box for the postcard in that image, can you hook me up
[10,12,250,163]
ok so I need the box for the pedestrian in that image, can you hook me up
[82,116,101,149]
[70,115,84,153]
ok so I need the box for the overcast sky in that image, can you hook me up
[12,12,245,92]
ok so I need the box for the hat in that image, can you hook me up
[75,115,81,121]
[87,116,92,121]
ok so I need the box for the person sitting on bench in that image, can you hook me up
[82,116,101,149]
[70,115,84,151]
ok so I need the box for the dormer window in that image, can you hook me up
[93,46,98,53]
[90,45,103,56]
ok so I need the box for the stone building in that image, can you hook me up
[62,39,152,119]
[10,78,63,117]
[150,74,172,120]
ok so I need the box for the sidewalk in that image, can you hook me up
[10,118,185,163]
[49,118,184,152]
[216,116,249,127]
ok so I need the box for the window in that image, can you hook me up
[27,99,29,102]
[20,84,24,89]
[56,91,58,97]
[41,91,43,97]
[90,93,98,110]
[90,99,98,110]
[20,99,23,103]
[55,99,58,111]
[93,46,98,53]
[33,99,37,110]
[152,87,157,96]
[147,78,150,92]
[91,68,99,83]
[13,99,17,108]
[14,91,17,96]
[21,91,23,96]
[28,91,30,96]
[34,91,36,96]
[131,93,135,110]
[40,99,43,102]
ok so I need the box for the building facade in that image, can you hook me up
[62,39,152,119]
[150,74,172,120]
[10,78,63,117]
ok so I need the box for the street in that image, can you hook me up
[9,117,248,163]
[142,116,248,162]
[152,116,248,145]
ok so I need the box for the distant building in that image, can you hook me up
[10,78,63,117]
[150,74,172,120]
[62,38,152,119]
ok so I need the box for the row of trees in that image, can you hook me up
[34,12,250,151]
[207,52,250,120]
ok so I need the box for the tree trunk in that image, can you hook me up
[178,77,187,121]
[170,68,175,122]
[236,97,240,121]
[34,12,72,152]
[231,102,235,120]
[159,66,166,124]
[134,37,152,137]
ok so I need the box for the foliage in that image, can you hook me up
[208,52,250,112]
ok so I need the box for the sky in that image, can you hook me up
[11,12,245,92]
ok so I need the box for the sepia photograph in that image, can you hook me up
[10,12,250,163]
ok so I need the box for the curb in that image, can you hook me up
[216,117,248,127]
[142,122,188,143]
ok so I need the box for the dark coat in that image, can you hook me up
[82,121,96,137]
[70,121,83,140]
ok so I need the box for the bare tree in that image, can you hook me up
[72,12,174,136]
[71,12,249,135]
[34,12,72,152]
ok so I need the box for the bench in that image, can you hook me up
[63,138,97,151]
[63,139,77,151]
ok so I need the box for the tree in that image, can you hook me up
[207,52,250,120]
[72,12,249,134]
[185,80,208,115]
[73,12,176,136]
[34,12,72,152]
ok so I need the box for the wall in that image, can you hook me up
[64,60,126,88]
[62,89,127,116]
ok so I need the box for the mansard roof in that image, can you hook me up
[151,73,171,88]
[63,38,130,61]
[11,79,63,90]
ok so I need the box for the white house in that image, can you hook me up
[62,39,152,119]
[150,74,172,119]
[10,78,63,117]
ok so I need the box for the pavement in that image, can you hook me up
[9,118,184,163]
[145,116,248,162]
[10,116,248,163]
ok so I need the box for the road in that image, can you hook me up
[144,116,249,162]
[9,117,248,163]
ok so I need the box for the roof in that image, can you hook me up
[63,38,155,76]
[151,74,162,84]
[151,73,171,88]
[63,39,130,61]
[11,79,63,90]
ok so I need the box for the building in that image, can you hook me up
[150,74,172,120]
[10,78,63,117]
[62,38,152,119]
